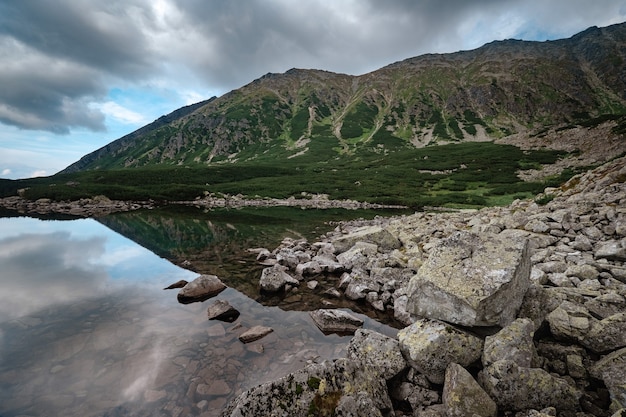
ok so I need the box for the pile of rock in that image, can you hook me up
[0,195,152,217]
[225,156,626,416]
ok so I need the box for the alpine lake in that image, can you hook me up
[0,205,408,417]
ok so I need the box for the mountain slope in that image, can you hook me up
[62,23,626,173]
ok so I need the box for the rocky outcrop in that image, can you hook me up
[229,155,626,416]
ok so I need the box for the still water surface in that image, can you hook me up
[0,210,398,417]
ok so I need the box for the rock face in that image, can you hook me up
[406,231,531,327]
[309,309,364,335]
[177,274,227,304]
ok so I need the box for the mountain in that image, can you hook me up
[62,23,626,173]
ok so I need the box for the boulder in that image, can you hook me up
[238,325,273,343]
[177,275,226,304]
[309,309,364,335]
[478,360,581,412]
[482,318,536,368]
[443,363,497,417]
[398,318,483,384]
[346,329,407,380]
[589,347,626,411]
[221,358,392,417]
[207,300,240,322]
[331,225,401,254]
[584,312,626,353]
[406,231,530,327]
[336,241,378,270]
[259,264,300,292]
[546,301,593,343]
[595,239,626,262]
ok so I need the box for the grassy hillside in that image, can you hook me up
[1,142,578,209]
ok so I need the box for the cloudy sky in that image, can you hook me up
[1,0,625,179]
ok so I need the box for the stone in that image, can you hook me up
[546,301,593,343]
[398,318,483,384]
[206,300,240,322]
[306,280,318,290]
[312,254,344,273]
[406,231,530,327]
[336,241,378,270]
[596,239,626,262]
[331,225,401,254]
[346,329,407,380]
[589,347,626,410]
[221,358,392,417]
[163,279,188,290]
[295,261,322,276]
[177,275,226,304]
[259,264,299,292]
[478,360,581,412]
[309,309,364,335]
[565,264,599,280]
[238,325,273,343]
[583,312,626,353]
[443,363,497,417]
[482,318,536,368]
[585,292,626,319]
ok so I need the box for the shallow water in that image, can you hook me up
[0,212,398,417]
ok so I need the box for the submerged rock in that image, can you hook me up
[177,274,226,304]
[163,279,188,290]
[406,231,530,327]
[238,325,273,343]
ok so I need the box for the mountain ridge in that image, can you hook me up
[61,22,626,174]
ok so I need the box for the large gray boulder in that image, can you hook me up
[406,231,530,327]
[346,329,407,381]
[177,274,226,303]
[398,318,483,384]
[220,358,392,417]
[478,360,581,412]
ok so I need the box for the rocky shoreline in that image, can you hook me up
[0,193,406,217]
[223,155,626,416]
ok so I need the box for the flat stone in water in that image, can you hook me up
[239,325,273,343]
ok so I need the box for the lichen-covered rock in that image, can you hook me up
[478,359,581,412]
[546,300,593,343]
[177,274,226,304]
[331,225,401,254]
[398,318,483,384]
[309,309,364,335]
[583,312,626,353]
[482,318,536,368]
[589,347,626,410]
[346,329,407,380]
[406,231,530,327]
[259,264,300,292]
[595,239,626,262]
[443,363,497,417]
[220,358,392,417]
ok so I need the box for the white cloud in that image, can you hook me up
[2,168,10,176]
[96,101,148,125]
[30,169,47,178]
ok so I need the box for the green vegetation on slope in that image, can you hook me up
[1,142,575,209]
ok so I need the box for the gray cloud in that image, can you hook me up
[0,0,624,135]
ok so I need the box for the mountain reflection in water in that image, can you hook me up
[0,208,400,417]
